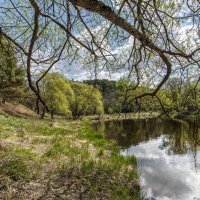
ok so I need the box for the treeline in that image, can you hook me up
[0,37,25,104]
[0,37,103,119]
[35,73,104,119]
[0,70,104,119]
[0,37,199,118]
[84,78,200,116]
[84,79,158,114]
[1,70,104,119]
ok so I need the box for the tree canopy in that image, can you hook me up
[35,72,104,119]
[40,72,74,118]
[71,82,104,119]
[0,0,199,114]
[0,36,25,103]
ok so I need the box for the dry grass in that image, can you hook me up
[0,114,140,200]
[0,102,38,118]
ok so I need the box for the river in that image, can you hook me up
[93,118,200,200]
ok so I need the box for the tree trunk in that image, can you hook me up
[1,98,6,104]
[51,111,54,119]
[41,107,46,119]
[36,98,40,114]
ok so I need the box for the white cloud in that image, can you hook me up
[122,137,200,200]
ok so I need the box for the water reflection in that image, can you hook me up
[93,118,200,200]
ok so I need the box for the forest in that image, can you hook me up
[0,0,200,199]
[1,39,199,119]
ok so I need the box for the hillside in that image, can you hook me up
[0,102,38,118]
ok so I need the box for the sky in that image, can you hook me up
[53,1,200,82]
[56,61,127,81]
[1,0,199,82]
[56,20,199,82]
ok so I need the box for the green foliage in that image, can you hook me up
[158,77,200,114]
[107,107,114,114]
[83,79,117,91]
[84,79,118,113]
[71,82,104,118]
[41,72,74,117]
[116,78,158,113]
[84,77,200,116]
[0,36,25,102]
[33,73,105,118]
[84,78,160,114]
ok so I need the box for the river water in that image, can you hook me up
[93,118,200,200]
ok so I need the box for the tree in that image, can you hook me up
[0,0,199,113]
[116,78,144,113]
[71,82,104,119]
[41,73,74,119]
[159,77,200,114]
[84,79,118,114]
[0,36,25,104]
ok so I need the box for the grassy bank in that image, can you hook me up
[0,114,140,200]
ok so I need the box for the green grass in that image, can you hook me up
[31,137,49,144]
[0,114,140,199]
[0,148,41,181]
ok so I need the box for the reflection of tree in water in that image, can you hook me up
[188,118,200,171]
[93,119,200,156]
[162,121,189,155]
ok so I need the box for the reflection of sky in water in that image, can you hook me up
[121,137,200,200]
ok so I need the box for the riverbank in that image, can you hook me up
[85,112,159,122]
[0,114,140,199]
